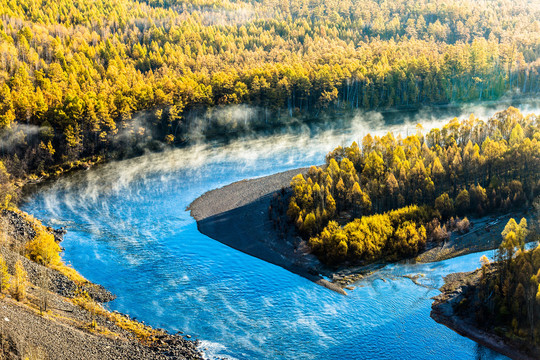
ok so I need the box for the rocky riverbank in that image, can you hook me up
[431,271,540,360]
[0,208,203,360]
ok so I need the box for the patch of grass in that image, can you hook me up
[107,311,159,344]
[16,209,88,284]
[71,294,159,344]
[51,263,87,284]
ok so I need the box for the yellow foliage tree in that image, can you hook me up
[0,254,10,293]
[26,228,61,266]
[303,212,317,236]
[12,260,27,301]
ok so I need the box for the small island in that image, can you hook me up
[190,106,539,357]
[191,107,538,283]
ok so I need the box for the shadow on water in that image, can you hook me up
[475,343,507,360]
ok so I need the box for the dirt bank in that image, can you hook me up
[0,290,201,360]
[188,168,347,295]
[416,210,531,263]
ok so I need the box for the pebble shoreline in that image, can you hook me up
[0,208,203,360]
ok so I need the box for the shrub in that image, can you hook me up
[456,217,470,234]
[25,227,61,266]
[0,254,10,293]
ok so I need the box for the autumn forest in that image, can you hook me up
[287,107,539,264]
[0,0,539,197]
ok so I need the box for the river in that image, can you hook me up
[21,102,540,359]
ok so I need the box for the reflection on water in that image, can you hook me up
[21,103,539,360]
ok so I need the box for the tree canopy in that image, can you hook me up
[289,107,540,265]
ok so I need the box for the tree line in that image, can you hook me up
[287,107,539,264]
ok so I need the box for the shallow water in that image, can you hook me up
[22,103,539,360]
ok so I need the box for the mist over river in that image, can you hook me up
[21,102,540,360]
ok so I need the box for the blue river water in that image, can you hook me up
[21,103,539,360]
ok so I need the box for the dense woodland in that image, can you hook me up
[287,107,540,264]
[0,0,539,197]
[467,216,540,350]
